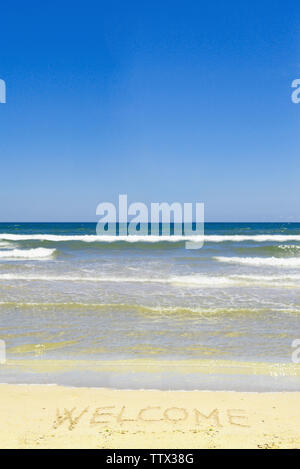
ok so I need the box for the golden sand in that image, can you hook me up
[0,384,299,449]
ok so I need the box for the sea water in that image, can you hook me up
[0,222,299,390]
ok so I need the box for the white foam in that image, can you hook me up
[170,275,233,286]
[0,234,197,242]
[0,273,233,286]
[278,245,300,251]
[233,273,300,281]
[0,272,299,288]
[215,256,300,267]
[172,274,300,287]
[0,273,202,284]
[0,241,17,249]
[206,235,300,243]
[1,233,300,243]
[0,248,56,259]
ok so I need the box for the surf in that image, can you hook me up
[1,233,300,243]
[0,248,56,259]
[215,256,300,267]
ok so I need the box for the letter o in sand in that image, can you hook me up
[163,407,188,423]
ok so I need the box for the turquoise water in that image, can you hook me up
[0,222,299,390]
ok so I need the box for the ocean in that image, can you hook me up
[0,222,299,391]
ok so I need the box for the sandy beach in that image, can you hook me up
[0,384,299,449]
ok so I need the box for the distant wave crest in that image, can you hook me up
[1,233,300,243]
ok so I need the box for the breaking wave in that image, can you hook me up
[1,233,300,243]
[215,256,300,267]
[1,272,300,287]
[0,248,56,259]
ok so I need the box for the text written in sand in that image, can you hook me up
[53,405,250,431]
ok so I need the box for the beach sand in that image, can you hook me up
[0,384,299,449]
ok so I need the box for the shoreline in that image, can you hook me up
[1,358,300,392]
[0,383,299,448]
[1,380,300,393]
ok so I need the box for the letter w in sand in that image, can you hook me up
[53,407,89,431]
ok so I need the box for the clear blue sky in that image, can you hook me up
[0,0,300,222]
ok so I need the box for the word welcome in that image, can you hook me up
[53,405,250,431]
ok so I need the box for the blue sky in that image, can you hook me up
[0,0,300,221]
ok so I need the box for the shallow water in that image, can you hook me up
[0,222,299,390]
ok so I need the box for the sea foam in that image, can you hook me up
[0,248,56,259]
[215,256,300,267]
[1,233,300,243]
[0,272,299,288]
